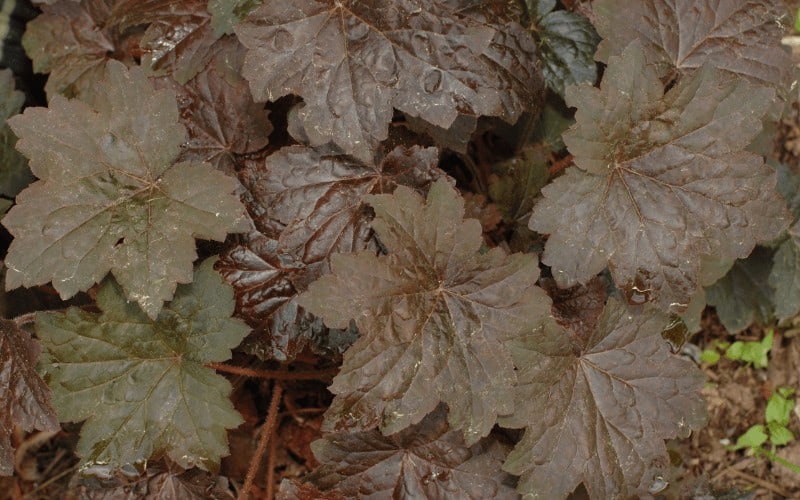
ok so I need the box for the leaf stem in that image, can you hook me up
[240,382,283,500]
[208,362,338,381]
[547,154,573,177]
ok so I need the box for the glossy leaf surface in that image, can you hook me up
[235,0,542,161]
[299,179,550,444]
[307,407,517,499]
[531,42,788,311]
[36,259,249,472]
[0,319,59,475]
[593,0,791,92]
[502,298,707,498]
[4,61,248,318]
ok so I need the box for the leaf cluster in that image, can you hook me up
[0,0,794,498]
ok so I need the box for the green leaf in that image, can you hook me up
[770,227,800,320]
[298,179,550,444]
[724,329,773,369]
[768,423,794,447]
[3,61,248,318]
[530,102,573,153]
[700,348,720,366]
[488,145,548,225]
[766,388,795,427]
[706,247,776,333]
[0,69,33,199]
[207,0,260,36]
[733,424,768,450]
[36,258,250,472]
[532,5,600,97]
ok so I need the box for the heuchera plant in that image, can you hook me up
[0,0,795,498]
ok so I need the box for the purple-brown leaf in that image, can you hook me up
[501,298,707,498]
[593,0,791,92]
[234,0,542,161]
[306,407,518,499]
[0,319,59,476]
[530,42,789,311]
[298,179,551,444]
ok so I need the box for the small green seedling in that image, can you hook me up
[700,339,730,366]
[730,386,800,474]
[795,7,800,33]
[724,329,773,369]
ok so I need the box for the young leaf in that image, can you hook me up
[766,388,794,427]
[705,247,776,333]
[36,258,250,472]
[4,61,248,318]
[724,329,773,369]
[108,0,224,84]
[298,179,550,443]
[768,423,794,447]
[234,0,542,161]
[488,144,548,226]
[733,424,768,450]
[0,319,59,476]
[22,0,116,100]
[529,0,600,97]
[306,407,517,499]
[501,298,707,499]
[593,0,791,92]
[530,42,788,311]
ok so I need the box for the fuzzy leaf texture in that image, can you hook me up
[593,0,791,92]
[528,0,600,97]
[530,42,789,311]
[501,298,707,498]
[35,259,250,472]
[0,319,59,475]
[298,179,550,444]
[234,0,543,161]
[3,61,248,318]
[305,406,517,499]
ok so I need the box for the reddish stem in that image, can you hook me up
[548,154,574,177]
[240,383,284,500]
[208,363,337,381]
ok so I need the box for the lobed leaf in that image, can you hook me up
[593,0,791,92]
[530,42,789,311]
[0,319,59,476]
[706,247,775,333]
[109,0,223,84]
[153,37,271,176]
[529,0,600,97]
[771,228,800,320]
[36,259,250,472]
[501,298,707,498]
[22,0,116,100]
[234,0,542,161]
[299,179,551,444]
[306,407,517,499]
[4,61,248,318]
